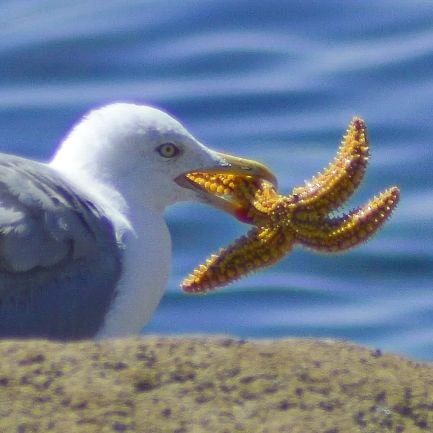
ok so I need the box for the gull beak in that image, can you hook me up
[176,150,277,223]
[204,151,278,186]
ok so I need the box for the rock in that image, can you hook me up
[0,336,432,432]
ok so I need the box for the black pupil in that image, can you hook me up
[158,143,177,157]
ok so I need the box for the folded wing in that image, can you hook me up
[0,154,122,339]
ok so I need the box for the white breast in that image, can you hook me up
[96,210,171,338]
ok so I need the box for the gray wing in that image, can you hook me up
[0,154,122,340]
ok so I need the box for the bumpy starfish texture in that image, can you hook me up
[182,117,400,293]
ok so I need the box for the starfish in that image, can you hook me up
[181,117,400,293]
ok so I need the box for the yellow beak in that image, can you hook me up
[176,151,277,223]
[203,151,277,187]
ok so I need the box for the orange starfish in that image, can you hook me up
[182,117,400,292]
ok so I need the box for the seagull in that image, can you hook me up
[0,103,275,340]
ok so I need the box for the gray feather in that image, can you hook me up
[0,154,122,340]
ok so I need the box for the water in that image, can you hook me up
[0,0,432,359]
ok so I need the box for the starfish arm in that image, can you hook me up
[185,173,249,197]
[228,177,281,222]
[186,172,280,223]
[291,117,369,218]
[181,226,294,293]
[292,186,400,252]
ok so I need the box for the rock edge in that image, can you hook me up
[0,336,432,432]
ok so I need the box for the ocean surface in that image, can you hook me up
[0,0,432,359]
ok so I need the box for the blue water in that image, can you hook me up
[0,0,432,360]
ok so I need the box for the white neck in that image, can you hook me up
[96,205,171,338]
[50,158,172,339]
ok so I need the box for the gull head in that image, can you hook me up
[51,102,276,216]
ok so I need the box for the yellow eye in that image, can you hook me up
[156,143,180,158]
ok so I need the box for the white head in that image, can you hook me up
[51,103,275,216]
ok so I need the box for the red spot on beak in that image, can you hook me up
[234,206,255,224]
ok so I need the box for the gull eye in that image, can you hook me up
[156,143,180,158]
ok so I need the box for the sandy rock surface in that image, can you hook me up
[0,336,432,432]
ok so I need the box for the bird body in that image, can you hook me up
[0,103,274,339]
